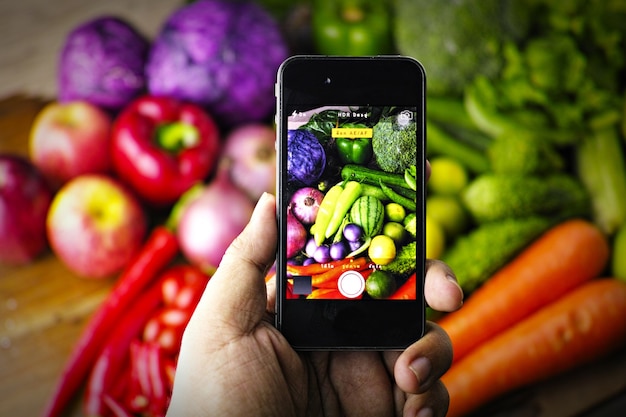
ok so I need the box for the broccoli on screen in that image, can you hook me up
[371,115,416,174]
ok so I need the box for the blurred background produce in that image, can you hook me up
[1,0,625,416]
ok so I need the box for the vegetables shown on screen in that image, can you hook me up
[335,123,373,165]
[289,187,324,225]
[372,114,417,174]
[287,129,327,186]
[285,106,420,299]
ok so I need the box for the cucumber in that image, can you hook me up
[342,164,411,190]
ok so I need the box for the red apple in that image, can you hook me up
[46,175,146,278]
[221,124,276,201]
[29,101,112,188]
[0,155,53,265]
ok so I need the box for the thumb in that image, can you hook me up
[190,192,277,338]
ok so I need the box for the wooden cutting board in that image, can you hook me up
[0,95,625,417]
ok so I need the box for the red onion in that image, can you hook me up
[176,166,254,273]
[222,124,276,201]
[290,187,324,225]
[287,205,307,259]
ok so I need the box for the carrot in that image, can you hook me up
[287,257,362,277]
[443,278,626,417]
[311,257,369,288]
[438,219,609,364]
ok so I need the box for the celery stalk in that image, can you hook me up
[576,125,626,235]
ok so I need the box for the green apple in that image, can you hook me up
[46,175,146,278]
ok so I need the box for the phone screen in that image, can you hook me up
[276,56,425,349]
[286,106,418,300]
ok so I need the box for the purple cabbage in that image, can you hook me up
[145,0,288,126]
[58,16,149,111]
[287,129,326,186]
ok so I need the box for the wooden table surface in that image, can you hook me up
[1,96,626,417]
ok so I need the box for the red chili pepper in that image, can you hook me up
[143,307,192,354]
[42,226,178,417]
[83,276,165,416]
[102,394,133,417]
[111,95,221,206]
[388,273,418,300]
[287,256,371,278]
[145,342,169,416]
[159,264,208,310]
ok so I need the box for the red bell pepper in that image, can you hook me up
[111,95,221,206]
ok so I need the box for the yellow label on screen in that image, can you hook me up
[331,128,373,138]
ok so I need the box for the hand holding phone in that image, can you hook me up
[276,56,427,350]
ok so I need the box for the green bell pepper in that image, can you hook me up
[335,123,373,165]
[311,0,392,56]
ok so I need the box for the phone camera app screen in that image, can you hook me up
[285,105,419,301]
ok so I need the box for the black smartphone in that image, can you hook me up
[275,56,426,350]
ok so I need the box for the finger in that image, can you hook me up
[265,275,277,318]
[191,192,277,336]
[329,351,395,417]
[393,322,453,395]
[402,380,450,417]
[425,259,464,312]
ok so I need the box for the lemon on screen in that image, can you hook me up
[369,234,397,265]
[383,222,406,244]
[385,202,406,223]
[428,157,468,195]
[426,215,445,259]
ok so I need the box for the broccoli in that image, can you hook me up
[487,131,564,175]
[462,174,590,224]
[393,0,532,96]
[371,115,416,174]
[381,240,416,277]
[442,217,553,293]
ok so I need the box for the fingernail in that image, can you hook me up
[409,356,432,388]
[416,407,434,417]
[447,274,465,305]
[252,192,271,218]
